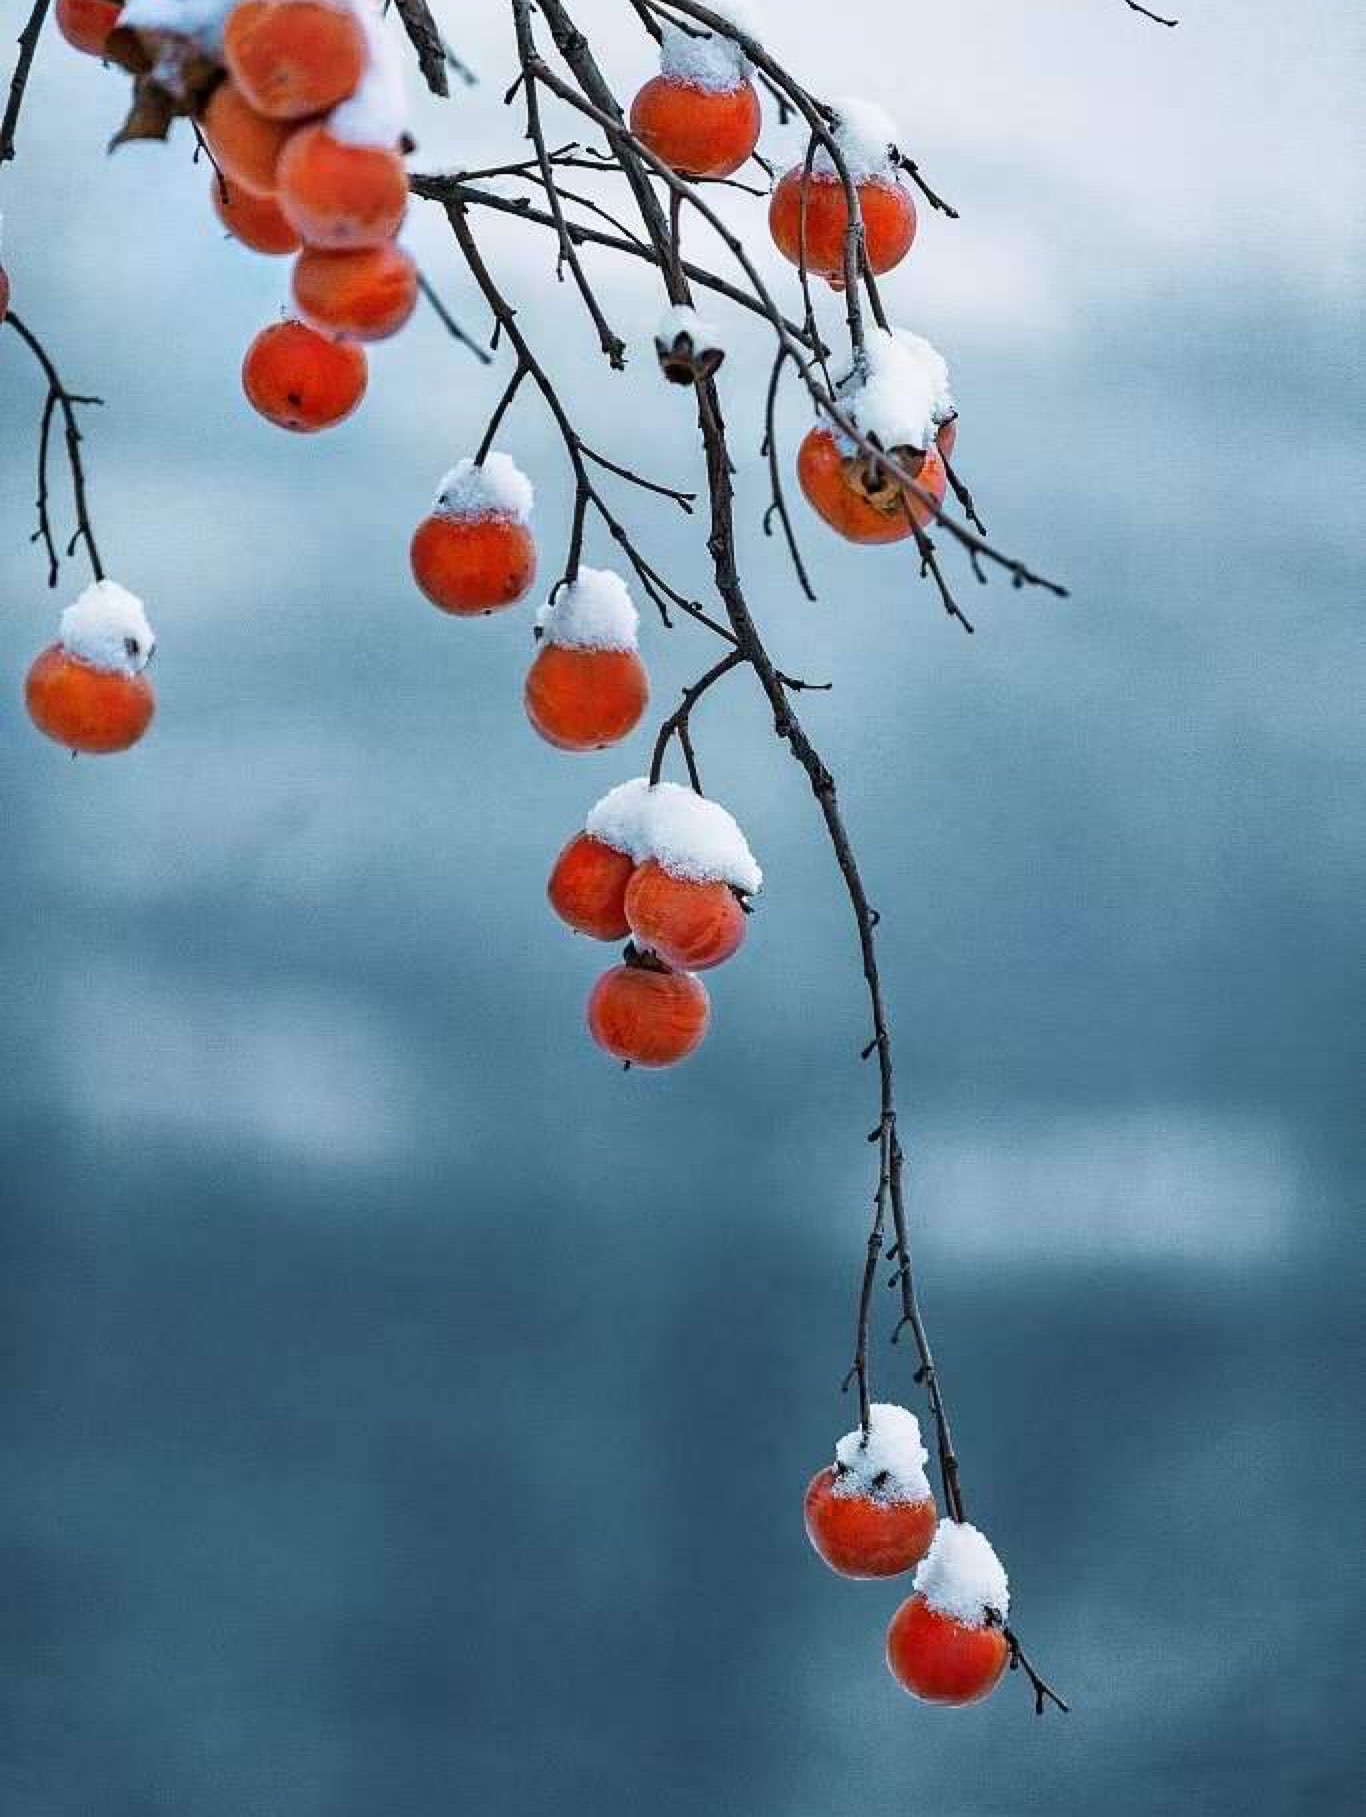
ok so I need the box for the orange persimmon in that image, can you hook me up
[769,167,916,287]
[223,0,366,121]
[410,515,536,617]
[524,643,649,753]
[25,644,155,754]
[886,1595,1009,1706]
[548,832,637,941]
[241,318,367,432]
[587,960,710,1068]
[201,78,295,196]
[803,1467,937,1581]
[276,124,408,250]
[55,0,122,57]
[797,427,945,543]
[212,175,301,255]
[292,240,418,341]
[629,74,761,179]
[624,859,746,971]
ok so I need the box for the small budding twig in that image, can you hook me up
[648,648,744,792]
[5,311,106,585]
[416,270,494,363]
[0,0,51,166]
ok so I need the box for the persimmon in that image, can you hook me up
[548,832,636,941]
[629,75,761,180]
[55,0,122,58]
[201,78,294,196]
[525,568,648,752]
[292,241,418,342]
[797,427,945,544]
[222,0,367,121]
[212,176,301,255]
[587,958,710,1068]
[624,860,746,971]
[886,1520,1011,1705]
[769,167,916,288]
[410,454,538,617]
[276,124,408,250]
[886,1596,1009,1706]
[803,1405,937,1579]
[25,579,156,755]
[241,318,367,432]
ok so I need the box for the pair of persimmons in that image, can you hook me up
[806,1404,1014,1706]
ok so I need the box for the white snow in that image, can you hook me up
[120,0,235,49]
[835,327,954,455]
[813,97,901,185]
[656,303,725,353]
[657,2,760,93]
[329,0,407,148]
[535,568,639,653]
[585,778,762,895]
[432,453,534,524]
[832,1403,932,1506]
[58,580,156,677]
[913,1521,1010,1627]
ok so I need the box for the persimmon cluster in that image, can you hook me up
[806,1405,1013,1706]
[59,0,415,433]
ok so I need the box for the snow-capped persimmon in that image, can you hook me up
[276,125,408,250]
[797,428,946,544]
[769,168,916,288]
[25,579,156,756]
[587,959,711,1068]
[886,1596,1009,1706]
[223,0,367,121]
[241,318,367,432]
[629,75,761,180]
[55,0,122,58]
[525,645,649,753]
[292,241,418,342]
[886,1520,1012,1705]
[411,454,538,617]
[201,78,295,196]
[525,569,648,752]
[804,1405,937,1579]
[547,832,636,941]
[212,176,301,255]
[624,860,746,971]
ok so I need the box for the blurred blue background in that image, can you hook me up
[1,2,1361,1812]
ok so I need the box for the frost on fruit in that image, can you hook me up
[328,0,408,149]
[913,1520,1010,1627]
[432,452,535,524]
[586,778,762,896]
[813,96,901,185]
[834,327,955,457]
[58,579,156,676]
[657,1,759,93]
[832,1402,932,1505]
[535,567,640,652]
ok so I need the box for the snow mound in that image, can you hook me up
[586,778,762,895]
[836,327,954,455]
[433,453,534,524]
[59,580,156,677]
[814,97,901,185]
[832,1402,932,1505]
[329,0,407,148]
[656,303,725,353]
[913,1521,1009,1627]
[658,1,760,92]
[536,569,639,652]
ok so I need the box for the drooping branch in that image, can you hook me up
[390,0,451,97]
[4,311,106,586]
